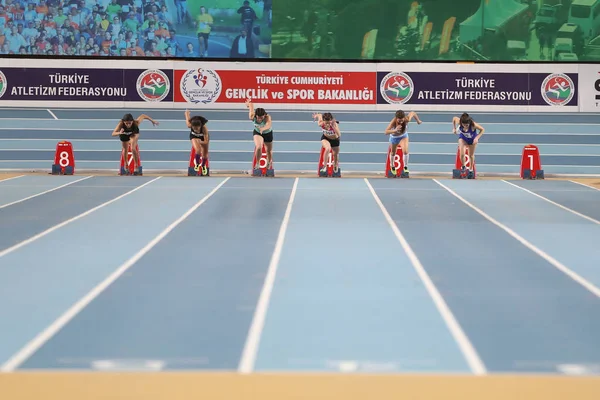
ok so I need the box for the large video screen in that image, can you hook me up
[0,0,272,58]
[3,0,599,62]
[270,0,600,62]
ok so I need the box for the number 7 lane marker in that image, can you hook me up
[0,177,230,372]
[0,176,93,209]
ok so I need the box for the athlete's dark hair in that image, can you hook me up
[395,110,405,119]
[322,112,334,121]
[255,107,267,117]
[460,113,474,128]
[122,113,134,122]
[190,116,207,126]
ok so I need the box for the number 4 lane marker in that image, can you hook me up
[0,177,230,372]
[434,179,600,299]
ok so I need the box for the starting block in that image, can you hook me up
[119,143,142,176]
[452,146,476,179]
[51,141,75,175]
[385,145,408,178]
[252,144,274,177]
[187,147,210,176]
[520,144,544,179]
[318,147,341,177]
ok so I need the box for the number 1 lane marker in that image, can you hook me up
[0,177,230,372]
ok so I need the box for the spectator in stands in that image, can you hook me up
[237,0,256,36]
[195,5,213,57]
[230,26,254,58]
[0,0,249,58]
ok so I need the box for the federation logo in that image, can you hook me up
[136,69,170,102]
[541,73,575,106]
[180,68,221,104]
[0,70,6,99]
[380,72,414,104]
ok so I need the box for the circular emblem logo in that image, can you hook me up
[0,70,7,99]
[136,69,170,102]
[541,73,575,106]
[180,68,221,104]
[380,72,414,104]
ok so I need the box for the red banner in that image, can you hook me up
[174,68,377,105]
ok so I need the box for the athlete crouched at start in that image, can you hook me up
[111,113,159,175]
[185,109,209,175]
[246,98,273,170]
[452,112,485,178]
[313,112,341,174]
[384,110,421,175]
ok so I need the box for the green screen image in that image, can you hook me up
[270,0,600,62]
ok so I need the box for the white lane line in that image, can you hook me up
[238,177,299,373]
[502,180,600,225]
[0,177,230,372]
[0,176,93,209]
[0,177,162,260]
[434,179,600,299]
[365,178,487,375]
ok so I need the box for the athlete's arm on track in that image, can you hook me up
[260,115,272,132]
[407,111,422,124]
[111,121,124,136]
[332,118,341,138]
[245,98,254,119]
[452,116,460,133]
[384,117,397,134]
[136,114,159,126]
[312,112,323,125]
[185,110,192,128]
[201,125,209,144]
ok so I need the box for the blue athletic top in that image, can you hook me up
[459,124,477,139]
[253,116,272,134]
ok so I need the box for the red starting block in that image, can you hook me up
[452,146,476,179]
[385,145,407,178]
[120,143,142,176]
[252,144,274,177]
[51,140,75,175]
[188,147,210,176]
[318,147,341,177]
[521,144,544,179]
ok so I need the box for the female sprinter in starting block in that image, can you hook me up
[313,112,341,175]
[384,110,422,176]
[111,113,159,175]
[185,110,209,175]
[452,113,485,179]
[245,98,273,171]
